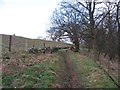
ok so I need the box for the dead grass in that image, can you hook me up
[2,51,59,88]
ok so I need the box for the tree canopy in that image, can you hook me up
[48,0,119,61]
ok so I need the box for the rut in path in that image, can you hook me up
[62,51,80,88]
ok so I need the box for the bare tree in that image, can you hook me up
[116,1,120,30]
[65,0,117,61]
[115,0,120,87]
[48,0,119,62]
[66,0,105,61]
[48,4,83,52]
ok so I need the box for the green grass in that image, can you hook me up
[68,51,118,88]
[2,75,15,88]
[23,65,56,88]
[22,57,59,88]
[2,53,60,88]
[2,50,118,88]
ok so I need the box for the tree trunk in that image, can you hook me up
[108,57,111,74]
[116,2,120,87]
[118,43,120,88]
[88,48,91,52]
[97,51,100,61]
[88,2,97,61]
[74,38,79,52]
[9,35,12,52]
[93,37,98,62]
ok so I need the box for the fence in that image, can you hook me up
[1,34,70,53]
[0,34,2,89]
[0,35,2,58]
[80,48,119,87]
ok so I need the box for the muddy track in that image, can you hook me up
[63,51,79,88]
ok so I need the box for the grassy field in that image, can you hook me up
[1,34,71,53]
[2,50,118,88]
[2,52,60,88]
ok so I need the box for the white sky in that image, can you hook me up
[0,0,62,39]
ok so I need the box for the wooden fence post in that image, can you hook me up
[25,39,28,51]
[0,34,2,59]
[33,39,35,48]
[118,50,120,88]
[44,43,45,48]
[9,35,12,52]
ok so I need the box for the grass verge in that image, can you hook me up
[68,51,118,88]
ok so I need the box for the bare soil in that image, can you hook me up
[64,52,79,88]
[57,51,80,88]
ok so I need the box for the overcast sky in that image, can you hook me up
[0,0,62,39]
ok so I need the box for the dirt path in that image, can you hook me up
[64,52,79,88]
[61,51,80,88]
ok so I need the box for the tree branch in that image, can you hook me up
[95,12,109,29]
[68,4,89,21]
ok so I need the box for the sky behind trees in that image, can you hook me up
[0,0,62,39]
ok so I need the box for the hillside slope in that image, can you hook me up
[0,34,71,52]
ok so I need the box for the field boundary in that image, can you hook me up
[1,34,70,53]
